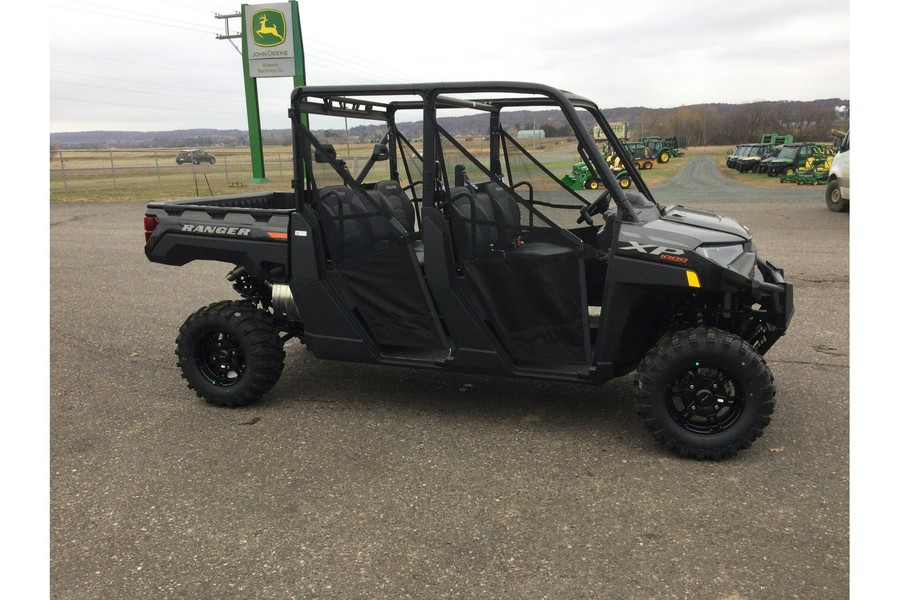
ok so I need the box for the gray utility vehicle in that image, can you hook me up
[144,82,794,460]
[734,143,775,173]
[726,144,752,169]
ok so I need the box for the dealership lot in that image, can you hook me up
[50,162,849,599]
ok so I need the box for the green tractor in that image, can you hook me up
[640,136,684,163]
[562,160,633,190]
[781,150,834,185]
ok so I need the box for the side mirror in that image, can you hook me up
[314,144,337,164]
[370,144,390,161]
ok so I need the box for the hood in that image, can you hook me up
[659,206,751,242]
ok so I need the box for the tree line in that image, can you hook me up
[628,100,845,146]
[50,99,847,151]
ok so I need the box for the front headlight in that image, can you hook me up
[696,243,756,277]
[696,244,744,266]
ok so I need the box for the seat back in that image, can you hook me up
[447,187,498,261]
[485,183,522,245]
[317,185,393,260]
[375,180,416,234]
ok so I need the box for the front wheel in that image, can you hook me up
[176,300,285,407]
[658,151,670,163]
[634,327,775,460]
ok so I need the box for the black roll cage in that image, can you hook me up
[288,82,655,219]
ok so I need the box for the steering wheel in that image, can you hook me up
[577,190,612,225]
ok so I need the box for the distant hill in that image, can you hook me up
[50,98,849,149]
[49,129,250,150]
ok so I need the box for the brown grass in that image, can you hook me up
[49,142,781,203]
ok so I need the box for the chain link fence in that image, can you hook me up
[49,147,298,201]
[49,146,583,201]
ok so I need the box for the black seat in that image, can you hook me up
[375,181,416,232]
[484,182,521,246]
[316,185,393,261]
[375,180,424,264]
[447,187,498,261]
[484,182,575,258]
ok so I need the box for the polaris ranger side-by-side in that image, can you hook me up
[144,82,793,459]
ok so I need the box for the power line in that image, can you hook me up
[50,1,221,35]
[49,95,244,117]
[50,77,245,103]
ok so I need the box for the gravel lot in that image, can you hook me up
[48,157,850,599]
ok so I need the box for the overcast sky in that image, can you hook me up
[48,0,851,133]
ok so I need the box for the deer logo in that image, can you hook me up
[252,10,286,46]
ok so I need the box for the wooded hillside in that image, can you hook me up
[50,98,848,149]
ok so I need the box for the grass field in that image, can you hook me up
[49,142,751,203]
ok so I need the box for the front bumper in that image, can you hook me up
[750,258,794,353]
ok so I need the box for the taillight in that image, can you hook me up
[144,215,159,243]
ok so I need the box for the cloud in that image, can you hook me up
[48,0,849,132]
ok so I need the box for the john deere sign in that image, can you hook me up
[245,3,295,77]
[238,1,306,184]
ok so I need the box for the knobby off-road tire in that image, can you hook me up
[176,300,285,407]
[634,327,775,460]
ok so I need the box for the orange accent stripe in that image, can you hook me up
[267,231,288,240]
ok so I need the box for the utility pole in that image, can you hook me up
[216,2,307,184]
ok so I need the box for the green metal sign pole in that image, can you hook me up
[241,4,267,184]
[240,1,307,185]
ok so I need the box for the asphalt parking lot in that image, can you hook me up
[49,158,850,599]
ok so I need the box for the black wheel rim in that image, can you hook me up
[195,332,246,387]
[667,363,745,434]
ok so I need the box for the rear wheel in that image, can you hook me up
[634,327,775,460]
[176,300,285,407]
[783,165,796,176]
[584,178,601,191]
